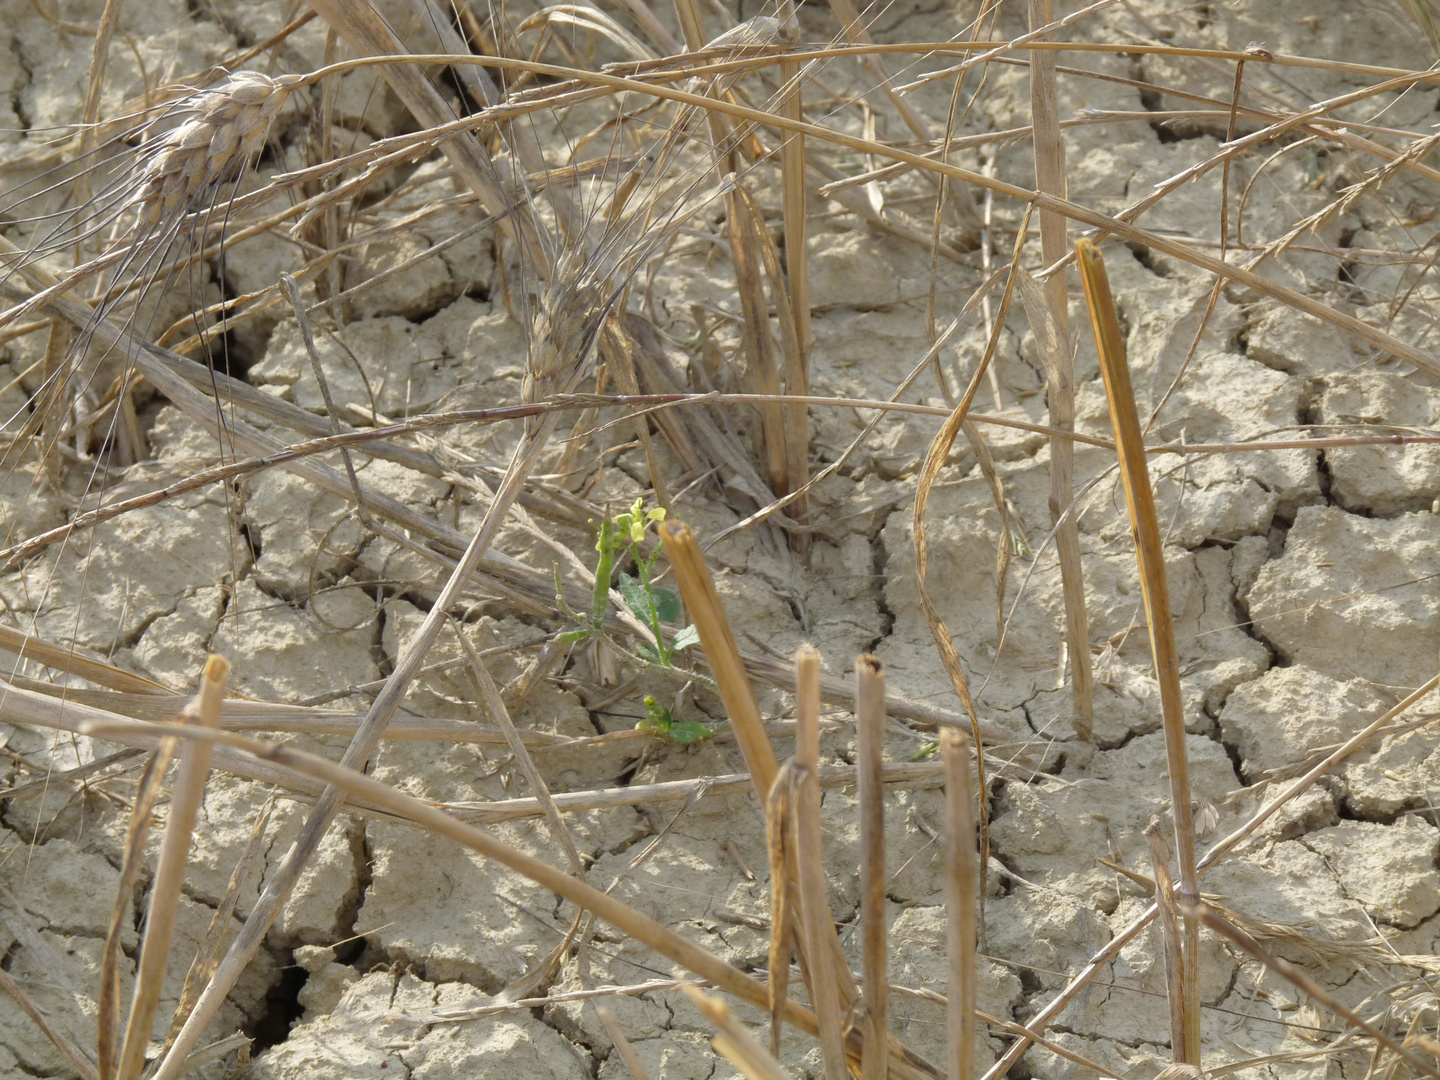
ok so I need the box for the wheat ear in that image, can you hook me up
[128,70,299,237]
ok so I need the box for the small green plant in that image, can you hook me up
[611,499,701,665]
[560,498,700,660]
[636,694,713,744]
[557,499,713,741]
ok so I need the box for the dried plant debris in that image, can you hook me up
[3,1,1440,1080]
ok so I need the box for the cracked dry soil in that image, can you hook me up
[3,1,1440,1079]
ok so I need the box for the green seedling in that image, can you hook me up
[556,498,712,742]
[636,694,713,744]
[558,497,708,678]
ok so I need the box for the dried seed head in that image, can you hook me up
[525,248,606,405]
[129,70,296,235]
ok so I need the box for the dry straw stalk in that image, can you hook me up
[1075,236,1201,1062]
[856,655,890,1080]
[942,729,978,1080]
[1027,0,1094,740]
[114,656,229,1080]
[794,644,849,1080]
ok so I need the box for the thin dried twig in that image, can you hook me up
[453,621,587,876]
[0,968,100,1080]
[595,1006,653,1080]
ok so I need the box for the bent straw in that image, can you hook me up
[682,984,792,1080]
[595,1006,653,1080]
[1075,236,1200,1063]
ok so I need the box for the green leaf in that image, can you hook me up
[670,624,700,652]
[912,741,939,762]
[558,628,592,645]
[636,644,663,665]
[617,573,651,620]
[653,587,682,624]
[668,720,713,744]
[592,518,616,623]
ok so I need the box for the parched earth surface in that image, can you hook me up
[2,1,1440,1079]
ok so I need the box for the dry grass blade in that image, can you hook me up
[116,656,229,1080]
[1188,901,1440,1080]
[0,968,100,1080]
[1144,818,1187,1065]
[913,205,1033,907]
[460,760,943,823]
[658,519,780,797]
[303,0,543,263]
[149,227,604,1080]
[681,983,793,1080]
[765,762,801,1055]
[959,420,1012,649]
[0,624,169,694]
[856,655,889,1080]
[97,735,178,1080]
[942,729,977,1080]
[1027,0,1093,741]
[453,621,586,876]
[81,715,943,1080]
[794,644,849,1080]
[1076,236,1199,1063]
[595,1006,653,1080]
